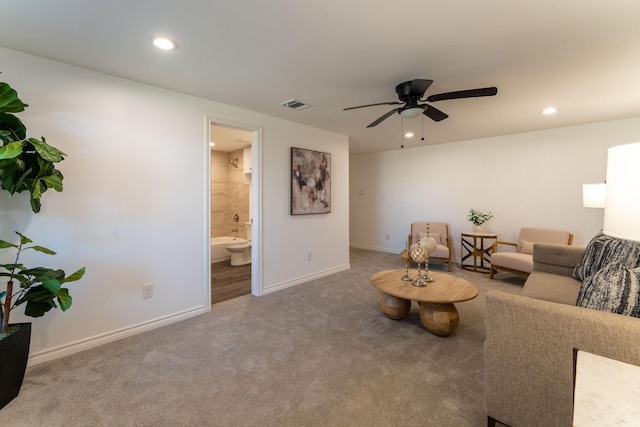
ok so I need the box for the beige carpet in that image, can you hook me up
[2,248,525,426]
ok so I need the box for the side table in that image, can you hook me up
[461,232,497,273]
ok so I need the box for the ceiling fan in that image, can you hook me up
[344,79,497,128]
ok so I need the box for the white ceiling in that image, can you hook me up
[1,1,639,155]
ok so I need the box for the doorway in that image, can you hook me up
[205,116,262,308]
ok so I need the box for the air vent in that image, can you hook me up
[279,99,311,110]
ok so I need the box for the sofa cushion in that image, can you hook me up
[522,271,582,305]
[576,262,640,317]
[572,231,640,281]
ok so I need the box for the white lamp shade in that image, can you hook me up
[400,107,424,119]
[603,142,640,241]
[582,183,606,208]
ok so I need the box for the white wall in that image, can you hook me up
[350,117,640,256]
[0,47,350,362]
[261,124,350,291]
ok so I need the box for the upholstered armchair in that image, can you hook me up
[489,227,573,279]
[408,222,452,271]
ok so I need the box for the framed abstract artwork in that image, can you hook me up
[291,147,331,215]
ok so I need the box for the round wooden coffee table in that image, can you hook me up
[370,269,479,336]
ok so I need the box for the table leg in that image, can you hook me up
[418,302,460,336]
[378,292,411,320]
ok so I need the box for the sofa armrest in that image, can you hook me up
[484,290,640,427]
[533,243,585,277]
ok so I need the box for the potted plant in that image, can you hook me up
[0,77,66,213]
[0,231,85,409]
[468,208,494,232]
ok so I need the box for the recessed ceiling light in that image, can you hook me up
[404,132,414,138]
[541,107,558,115]
[152,37,178,51]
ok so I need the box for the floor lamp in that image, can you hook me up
[603,142,640,241]
[572,142,640,425]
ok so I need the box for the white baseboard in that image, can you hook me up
[27,305,207,366]
[350,244,463,265]
[262,263,351,295]
[350,243,401,254]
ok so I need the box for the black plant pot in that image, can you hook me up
[0,323,31,410]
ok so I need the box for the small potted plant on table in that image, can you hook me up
[468,208,494,232]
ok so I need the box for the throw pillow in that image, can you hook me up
[518,239,534,255]
[576,262,640,318]
[572,231,640,281]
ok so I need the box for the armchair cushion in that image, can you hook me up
[429,244,449,260]
[572,231,640,281]
[409,241,449,260]
[490,252,534,274]
[576,262,640,317]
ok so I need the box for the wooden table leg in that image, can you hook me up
[418,302,459,336]
[378,292,411,320]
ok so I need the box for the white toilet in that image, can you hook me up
[225,222,252,266]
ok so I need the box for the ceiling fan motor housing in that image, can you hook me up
[395,80,432,103]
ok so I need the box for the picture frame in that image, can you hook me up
[291,147,331,215]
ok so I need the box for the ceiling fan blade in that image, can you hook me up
[343,101,402,111]
[426,87,498,102]
[423,105,449,122]
[367,108,401,128]
[408,79,434,98]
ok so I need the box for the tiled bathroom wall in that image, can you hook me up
[211,149,250,239]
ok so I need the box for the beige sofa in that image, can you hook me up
[484,243,640,427]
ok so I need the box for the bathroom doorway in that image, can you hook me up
[206,118,262,305]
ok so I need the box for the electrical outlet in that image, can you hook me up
[307,252,312,261]
[143,283,153,299]
[386,234,390,240]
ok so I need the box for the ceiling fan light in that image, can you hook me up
[400,107,423,119]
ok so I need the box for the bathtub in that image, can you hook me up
[211,237,249,263]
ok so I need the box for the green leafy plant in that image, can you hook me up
[0,231,85,335]
[468,208,494,226]
[0,77,66,213]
